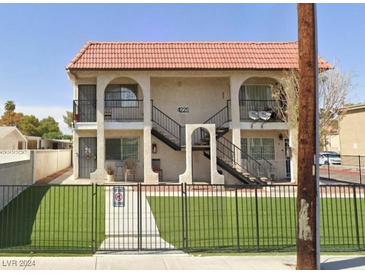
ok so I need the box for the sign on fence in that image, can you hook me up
[113,186,125,207]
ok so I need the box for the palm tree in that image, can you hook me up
[4,100,15,112]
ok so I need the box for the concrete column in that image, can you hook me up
[90,75,113,182]
[73,131,79,179]
[230,76,246,168]
[141,76,159,183]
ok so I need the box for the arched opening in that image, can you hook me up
[191,127,211,183]
[239,77,286,122]
[239,77,289,181]
[104,77,144,122]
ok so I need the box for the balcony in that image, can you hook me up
[239,100,286,122]
[73,100,96,123]
[104,100,143,122]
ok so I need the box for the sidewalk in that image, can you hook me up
[1,254,365,270]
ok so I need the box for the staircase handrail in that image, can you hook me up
[218,136,262,167]
[203,101,230,128]
[151,102,183,141]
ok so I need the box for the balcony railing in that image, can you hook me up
[239,100,287,122]
[73,100,96,123]
[104,100,143,122]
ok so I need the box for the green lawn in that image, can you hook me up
[1,186,364,254]
[0,185,105,253]
[147,196,365,252]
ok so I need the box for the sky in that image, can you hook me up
[0,3,364,134]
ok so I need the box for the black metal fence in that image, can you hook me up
[1,183,365,254]
[104,100,143,122]
[320,155,365,184]
[73,100,96,123]
[239,100,286,122]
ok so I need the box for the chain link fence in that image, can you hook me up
[320,155,365,184]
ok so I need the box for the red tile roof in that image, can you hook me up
[66,41,331,70]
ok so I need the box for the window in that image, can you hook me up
[241,138,248,159]
[239,85,272,101]
[105,84,138,107]
[262,138,275,160]
[105,137,139,161]
[121,138,139,161]
[105,139,121,160]
[241,138,275,160]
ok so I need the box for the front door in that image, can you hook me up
[79,137,97,178]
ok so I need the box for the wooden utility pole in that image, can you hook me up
[297,3,320,270]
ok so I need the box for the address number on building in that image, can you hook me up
[177,106,189,113]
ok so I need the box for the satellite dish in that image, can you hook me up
[248,111,259,121]
[259,111,272,121]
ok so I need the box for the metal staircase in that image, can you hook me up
[151,101,272,185]
[151,104,183,150]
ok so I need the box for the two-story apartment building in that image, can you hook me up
[67,41,330,184]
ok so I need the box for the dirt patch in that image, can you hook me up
[34,167,72,185]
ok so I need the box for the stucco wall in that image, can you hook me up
[151,135,213,182]
[0,150,30,164]
[0,150,71,210]
[324,134,340,153]
[33,150,72,181]
[0,159,33,210]
[71,71,288,183]
[151,77,230,125]
[339,109,365,155]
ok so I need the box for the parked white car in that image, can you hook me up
[319,152,342,165]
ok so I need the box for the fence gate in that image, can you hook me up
[97,184,179,252]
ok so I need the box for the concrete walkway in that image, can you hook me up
[1,255,365,270]
[48,169,91,185]
[100,186,175,250]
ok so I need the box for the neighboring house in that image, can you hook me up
[41,139,73,149]
[339,103,365,156]
[0,126,27,150]
[26,136,73,150]
[26,136,42,149]
[323,131,340,153]
[67,41,330,183]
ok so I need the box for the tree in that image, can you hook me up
[38,116,62,139]
[4,100,15,112]
[42,131,63,140]
[61,134,73,140]
[273,70,299,183]
[18,115,40,136]
[63,111,73,129]
[0,100,23,127]
[318,66,351,148]
[275,64,351,182]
